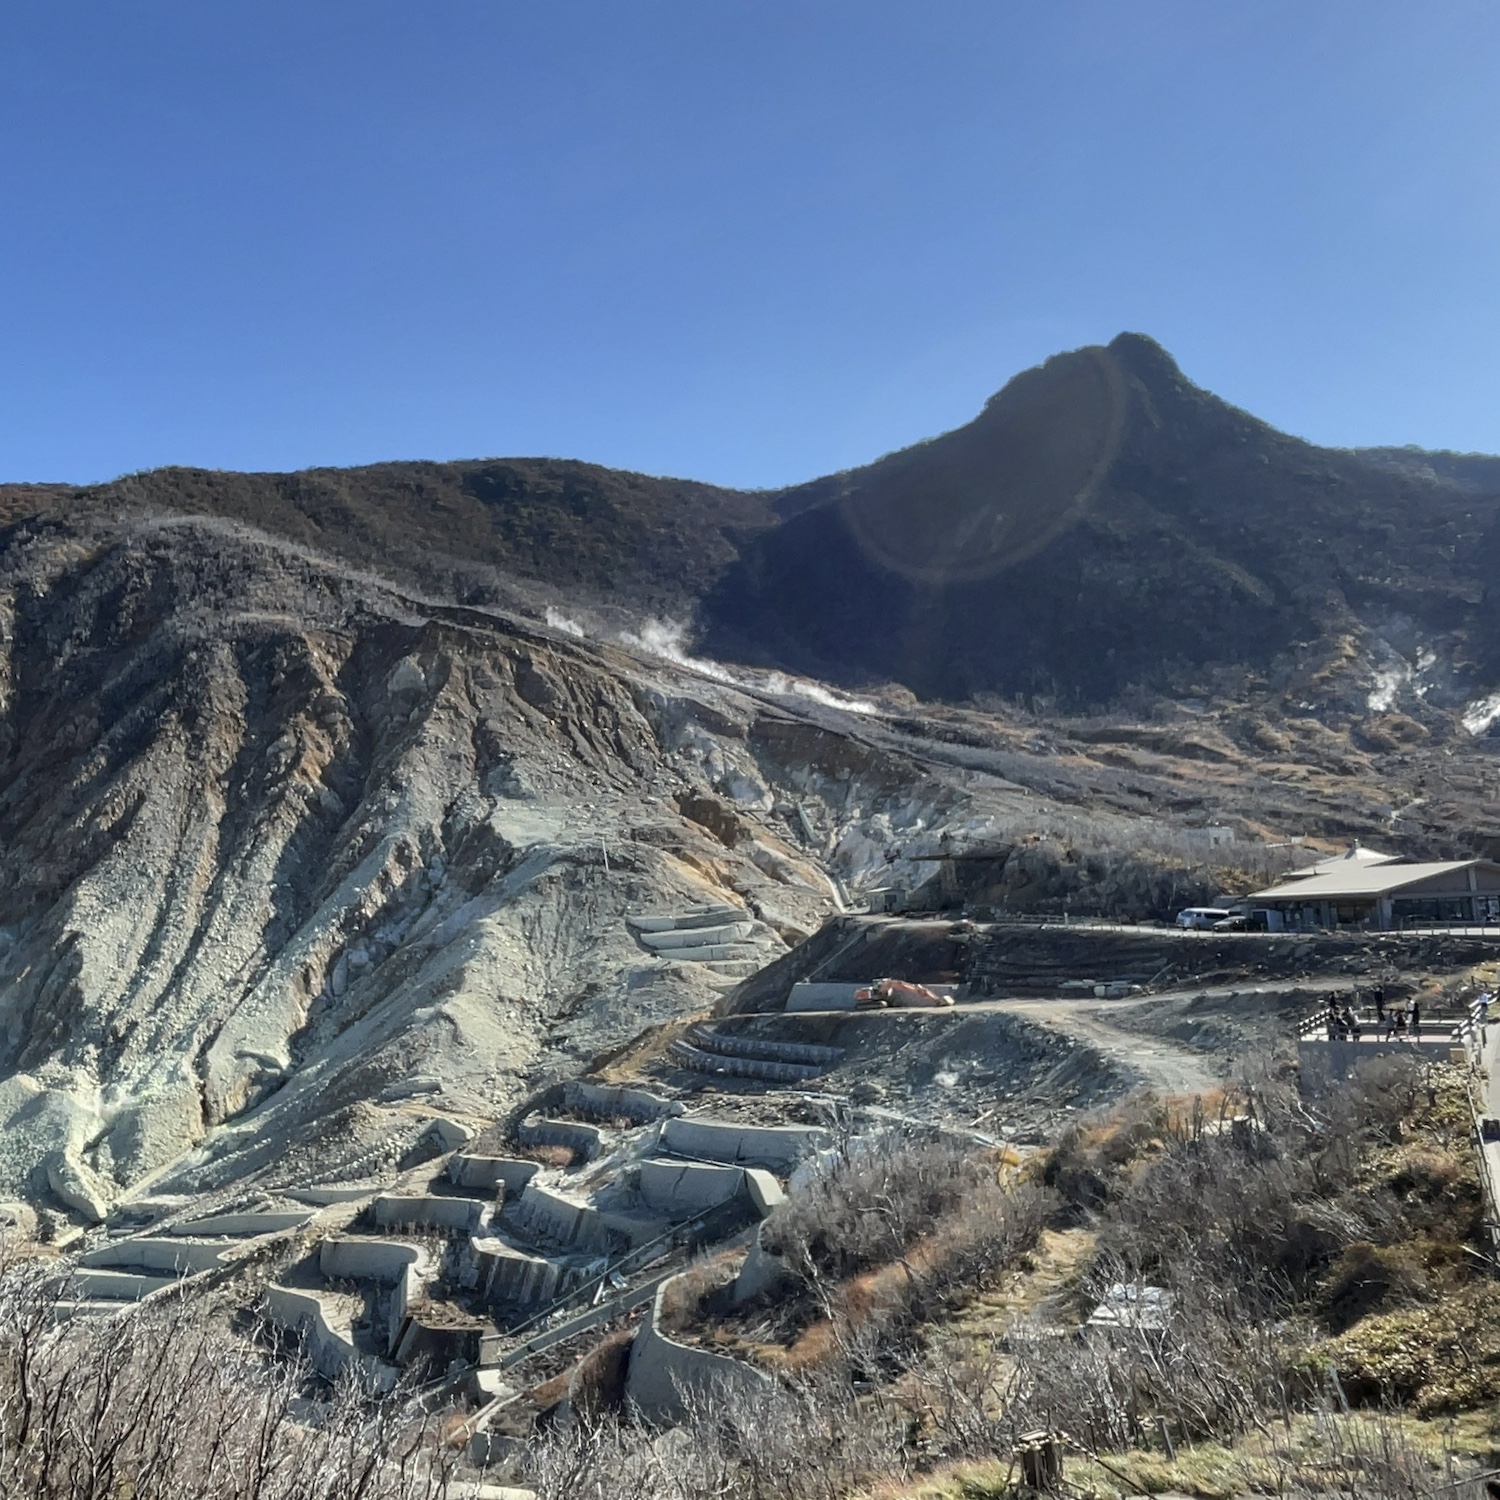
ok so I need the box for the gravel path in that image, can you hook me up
[983,996,1221,1094]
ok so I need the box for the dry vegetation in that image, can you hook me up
[1,1060,1492,1500]
[508,1059,1498,1499]
[0,1261,455,1498]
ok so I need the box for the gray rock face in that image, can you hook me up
[0,514,883,1218]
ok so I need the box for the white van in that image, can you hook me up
[1175,907,1233,930]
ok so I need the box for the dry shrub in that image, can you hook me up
[0,1257,454,1499]
[520,1365,906,1500]
[1320,1241,1430,1333]
[749,1133,1048,1375]
[656,1252,740,1336]
[1006,1250,1312,1452]
[764,1134,1046,1293]
[567,1329,634,1423]
[1324,1282,1500,1415]
[517,1143,576,1169]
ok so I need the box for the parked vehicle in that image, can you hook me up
[1176,906,1233,930]
[1212,914,1251,931]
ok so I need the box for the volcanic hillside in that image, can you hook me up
[17,333,1500,721]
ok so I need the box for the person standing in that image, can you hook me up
[1410,997,1421,1040]
[1374,983,1386,1024]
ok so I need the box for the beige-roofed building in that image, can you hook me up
[1249,848,1500,930]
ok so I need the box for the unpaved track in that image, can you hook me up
[984,996,1220,1094]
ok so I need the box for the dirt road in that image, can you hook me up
[983,996,1221,1094]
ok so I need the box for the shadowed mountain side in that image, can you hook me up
[3,335,1500,712]
[66,459,776,618]
[700,334,1500,705]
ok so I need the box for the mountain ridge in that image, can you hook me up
[6,333,1500,719]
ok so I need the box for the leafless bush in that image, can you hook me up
[1005,1246,1311,1452]
[750,1134,1048,1373]
[520,1367,909,1500]
[0,1256,454,1500]
[763,1133,1047,1293]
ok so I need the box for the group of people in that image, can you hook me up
[1322,982,1422,1041]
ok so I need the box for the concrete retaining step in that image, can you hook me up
[170,1210,314,1237]
[392,1299,500,1371]
[68,1268,182,1301]
[654,942,763,964]
[80,1238,233,1274]
[449,1155,540,1196]
[668,1040,827,1083]
[658,1117,832,1173]
[688,1026,844,1067]
[287,1183,383,1205]
[264,1284,399,1391]
[516,1114,604,1162]
[786,982,863,1012]
[506,1182,610,1254]
[627,905,746,933]
[638,922,756,951]
[562,1080,685,1124]
[636,1158,745,1219]
[468,1236,569,1307]
[373,1194,493,1234]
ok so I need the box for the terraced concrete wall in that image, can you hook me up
[450,1155,539,1195]
[509,1183,609,1252]
[627,905,744,933]
[264,1286,396,1391]
[81,1238,230,1274]
[563,1080,685,1124]
[626,1278,774,1422]
[374,1195,490,1233]
[68,1268,178,1300]
[319,1236,426,1284]
[471,1237,564,1306]
[517,1115,604,1161]
[172,1212,313,1236]
[638,921,754,951]
[638,1160,744,1218]
[785,983,861,1012]
[659,1118,831,1173]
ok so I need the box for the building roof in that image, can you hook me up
[1279,845,1405,882]
[1249,859,1493,903]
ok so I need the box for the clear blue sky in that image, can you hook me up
[2,2,1498,487]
